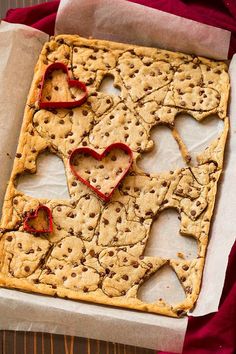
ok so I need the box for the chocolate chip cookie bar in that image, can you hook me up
[0,34,230,317]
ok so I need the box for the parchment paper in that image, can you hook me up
[0,2,235,351]
[55,0,231,60]
[0,21,48,211]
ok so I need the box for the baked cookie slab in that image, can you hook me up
[0,34,230,318]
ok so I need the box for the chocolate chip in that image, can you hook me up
[190,210,196,216]
[6,236,12,242]
[68,248,72,253]
[87,78,94,85]
[185,286,192,294]
[111,156,116,161]
[103,218,109,225]
[176,309,185,317]
[89,250,96,257]
[82,110,88,116]
[108,251,114,256]
[18,243,22,249]
[83,286,88,293]
[196,201,201,206]
[24,266,30,272]
[16,153,22,158]
[50,134,55,139]
[132,261,139,268]
[72,181,77,186]
[74,47,78,53]
[89,213,95,218]
[82,267,88,272]
[71,273,76,277]
[88,226,93,231]
[182,265,189,271]
[117,216,122,223]
[162,181,167,187]
[122,274,129,281]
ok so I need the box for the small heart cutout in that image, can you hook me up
[17,152,70,200]
[175,114,224,165]
[39,62,88,109]
[98,74,121,96]
[23,205,53,233]
[69,143,133,202]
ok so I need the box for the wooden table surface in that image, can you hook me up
[0,331,156,354]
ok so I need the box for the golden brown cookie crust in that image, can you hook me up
[0,34,230,318]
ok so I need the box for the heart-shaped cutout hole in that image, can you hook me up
[175,113,224,165]
[39,62,88,109]
[98,74,121,96]
[138,264,186,304]
[24,205,53,233]
[17,151,70,200]
[144,209,198,260]
[138,125,187,173]
[69,143,133,202]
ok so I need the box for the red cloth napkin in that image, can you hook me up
[3,1,236,353]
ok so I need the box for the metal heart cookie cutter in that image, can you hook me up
[69,143,133,202]
[23,205,53,233]
[38,62,88,109]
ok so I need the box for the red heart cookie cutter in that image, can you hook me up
[69,143,133,202]
[23,205,53,233]
[38,62,88,109]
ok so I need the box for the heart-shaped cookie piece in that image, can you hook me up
[23,205,53,233]
[69,143,133,202]
[39,62,88,109]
